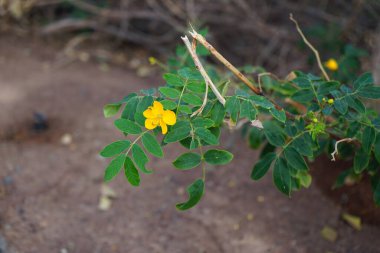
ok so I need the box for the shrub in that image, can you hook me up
[101,19,380,211]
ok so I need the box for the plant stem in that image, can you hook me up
[289,14,330,81]
[181,35,226,106]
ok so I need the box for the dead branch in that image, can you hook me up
[289,14,330,81]
[181,35,226,106]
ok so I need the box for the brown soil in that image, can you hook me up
[1,33,380,253]
[312,156,380,226]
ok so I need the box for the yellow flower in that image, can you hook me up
[325,58,338,71]
[143,101,176,134]
[148,57,157,65]
[328,98,334,104]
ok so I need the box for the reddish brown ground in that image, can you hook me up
[0,34,380,253]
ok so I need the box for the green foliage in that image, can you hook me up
[203,149,233,165]
[101,30,380,210]
[176,179,205,211]
[173,152,202,170]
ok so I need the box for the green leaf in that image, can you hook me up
[291,89,314,103]
[284,147,308,171]
[121,97,139,120]
[292,77,312,88]
[240,100,257,120]
[159,87,180,99]
[142,132,163,158]
[334,98,348,114]
[263,121,286,147]
[104,153,126,182]
[182,93,203,106]
[178,105,192,114]
[134,96,154,125]
[374,180,380,206]
[100,140,131,158]
[297,171,312,188]
[164,124,191,143]
[250,95,274,109]
[178,68,203,81]
[353,148,370,173]
[103,104,122,118]
[176,178,204,211]
[163,73,183,86]
[114,119,142,134]
[192,118,214,128]
[173,152,202,170]
[249,127,263,149]
[140,88,156,96]
[124,156,140,186]
[203,149,233,165]
[270,108,286,123]
[251,152,276,180]
[195,128,219,145]
[317,81,340,95]
[346,96,365,114]
[225,96,240,122]
[160,99,177,110]
[361,126,375,152]
[357,86,380,99]
[273,157,292,196]
[291,134,313,157]
[353,72,373,90]
[374,134,380,163]
[210,102,226,125]
[132,144,152,174]
[187,81,206,93]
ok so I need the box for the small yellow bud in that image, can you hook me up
[328,98,334,104]
[313,118,318,123]
[325,58,338,71]
[322,98,326,102]
[148,57,157,65]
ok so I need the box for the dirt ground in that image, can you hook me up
[1,34,380,253]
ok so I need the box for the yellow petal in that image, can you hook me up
[160,120,168,134]
[145,118,157,130]
[143,107,155,119]
[325,59,338,71]
[152,101,164,115]
[162,110,176,125]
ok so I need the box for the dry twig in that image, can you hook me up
[189,28,262,95]
[331,138,355,161]
[289,13,330,81]
[181,35,226,107]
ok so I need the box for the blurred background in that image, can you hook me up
[1,1,380,252]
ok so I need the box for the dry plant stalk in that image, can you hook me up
[331,138,355,161]
[289,14,330,81]
[181,35,226,107]
[189,29,262,95]
[188,28,296,119]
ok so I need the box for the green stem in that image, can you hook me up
[198,140,206,181]
[175,78,189,117]
[125,130,149,155]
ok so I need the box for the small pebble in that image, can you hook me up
[257,195,265,202]
[247,213,254,221]
[61,134,73,145]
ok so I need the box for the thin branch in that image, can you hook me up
[289,14,330,81]
[189,29,262,95]
[257,72,281,93]
[188,28,296,119]
[191,81,209,117]
[181,35,226,106]
[331,138,355,161]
